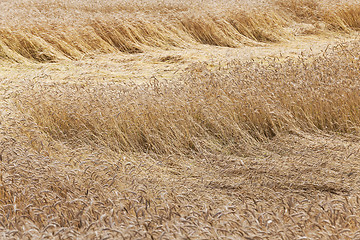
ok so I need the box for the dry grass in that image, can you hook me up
[0,0,360,62]
[1,0,360,239]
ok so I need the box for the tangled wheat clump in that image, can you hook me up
[0,0,360,62]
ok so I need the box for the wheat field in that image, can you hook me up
[1,0,360,239]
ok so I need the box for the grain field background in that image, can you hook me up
[1,0,360,239]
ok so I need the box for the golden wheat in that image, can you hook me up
[15,41,360,154]
[0,40,356,238]
[1,0,360,239]
[0,0,359,62]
